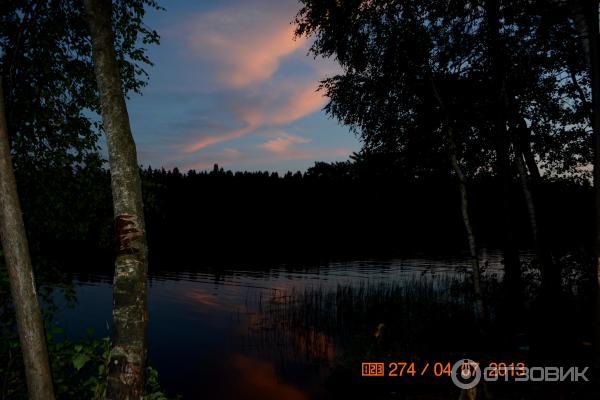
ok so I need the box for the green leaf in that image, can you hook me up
[72,353,90,371]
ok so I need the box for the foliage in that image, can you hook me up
[46,327,110,398]
[47,327,177,400]
[0,253,175,399]
[294,0,591,179]
[0,0,162,257]
[1,325,176,399]
[0,0,162,166]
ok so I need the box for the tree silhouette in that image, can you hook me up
[293,0,591,292]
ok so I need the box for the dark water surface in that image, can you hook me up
[53,253,513,399]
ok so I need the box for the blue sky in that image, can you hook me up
[124,0,361,172]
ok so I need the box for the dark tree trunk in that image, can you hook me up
[510,116,558,292]
[430,75,484,400]
[513,136,556,284]
[0,78,55,399]
[514,146,537,243]
[485,0,522,296]
[430,79,485,320]
[449,131,485,320]
[84,0,149,398]
[431,83,486,321]
[516,118,541,183]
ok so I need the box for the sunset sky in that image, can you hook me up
[126,0,360,172]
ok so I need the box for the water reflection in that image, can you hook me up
[224,355,310,400]
[53,253,520,399]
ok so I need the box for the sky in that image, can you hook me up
[125,0,360,173]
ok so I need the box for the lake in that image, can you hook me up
[53,251,569,399]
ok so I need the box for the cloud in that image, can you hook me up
[182,80,327,154]
[269,85,328,126]
[221,148,242,158]
[259,133,310,154]
[178,3,306,89]
[142,0,357,172]
[184,125,257,154]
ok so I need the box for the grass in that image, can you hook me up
[243,261,598,399]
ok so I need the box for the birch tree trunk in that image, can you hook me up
[448,131,486,320]
[430,80,484,400]
[0,78,55,399]
[431,84,485,320]
[507,112,558,293]
[514,147,538,250]
[84,0,149,397]
[512,128,561,298]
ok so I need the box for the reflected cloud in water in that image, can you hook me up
[223,354,310,400]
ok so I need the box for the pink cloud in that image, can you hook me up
[269,85,328,126]
[182,81,327,154]
[162,0,348,166]
[184,124,257,154]
[259,133,310,154]
[179,5,306,89]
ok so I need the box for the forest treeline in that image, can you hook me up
[22,154,593,269]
